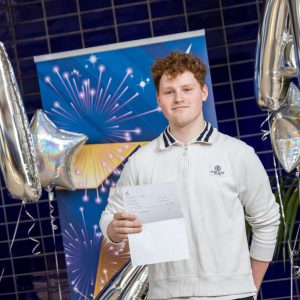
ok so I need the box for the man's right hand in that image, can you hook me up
[107,212,142,243]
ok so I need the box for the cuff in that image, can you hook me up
[99,213,123,244]
[250,241,276,262]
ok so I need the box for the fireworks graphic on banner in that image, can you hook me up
[71,143,145,204]
[63,206,102,299]
[43,55,162,144]
[96,239,130,288]
[62,205,130,299]
[59,149,137,298]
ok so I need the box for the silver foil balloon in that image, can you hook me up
[271,82,300,173]
[283,24,298,75]
[119,265,148,300]
[0,42,41,202]
[255,0,297,111]
[30,110,87,190]
[95,261,148,300]
[288,0,300,83]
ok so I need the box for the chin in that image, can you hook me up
[172,120,191,128]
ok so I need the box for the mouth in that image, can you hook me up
[171,106,189,110]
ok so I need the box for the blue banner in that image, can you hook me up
[35,30,217,299]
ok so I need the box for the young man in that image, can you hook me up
[100,52,280,300]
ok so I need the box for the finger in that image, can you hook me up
[115,233,128,240]
[114,212,138,221]
[115,220,142,228]
[115,227,142,234]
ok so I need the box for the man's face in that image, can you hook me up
[157,71,208,130]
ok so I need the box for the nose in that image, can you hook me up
[174,91,184,103]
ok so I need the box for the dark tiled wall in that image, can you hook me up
[0,0,299,299]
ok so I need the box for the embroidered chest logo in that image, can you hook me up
[209,164,225,176]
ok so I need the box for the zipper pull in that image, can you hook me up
[183,145,189,171]
[183,145,188,155]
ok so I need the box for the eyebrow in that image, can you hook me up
[181,84,194,87]
[161,83,195,89]
[160,86,174,90]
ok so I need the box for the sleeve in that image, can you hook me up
[99,156,137,242]
[238,146,280,262]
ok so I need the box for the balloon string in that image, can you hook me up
[273,155,294,299]
[266,110,297,298]
[273,153,297,300]
[292,222,300,279]
[24,204,41,255]
[291,167,300,279]
[47,189,63,300]
[267,112,291,255]
[48,190,57,230]
[10,202,24,251]
[260,111,272,141]
[0,265,5,284]
[1,202,26,284]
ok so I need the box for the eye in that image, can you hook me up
[183,87,192,92]
[164,90,174,95]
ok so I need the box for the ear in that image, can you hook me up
[201,84,208,102]
[156,92,161,106]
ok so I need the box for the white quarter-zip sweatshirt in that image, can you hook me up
[100,122,280,299]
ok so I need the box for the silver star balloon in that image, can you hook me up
[271,82,300,173]
[30,110,88,190]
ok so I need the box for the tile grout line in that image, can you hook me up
[218,0,240,140]
[40,0,51,53]
[111,0,119,43]
[75,0,85,49]
[146,0,154,37]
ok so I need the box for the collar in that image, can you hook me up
[158,122,217,150]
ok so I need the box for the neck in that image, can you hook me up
[169,118,206,144]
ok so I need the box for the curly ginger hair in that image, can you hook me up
[151,52,207,92]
